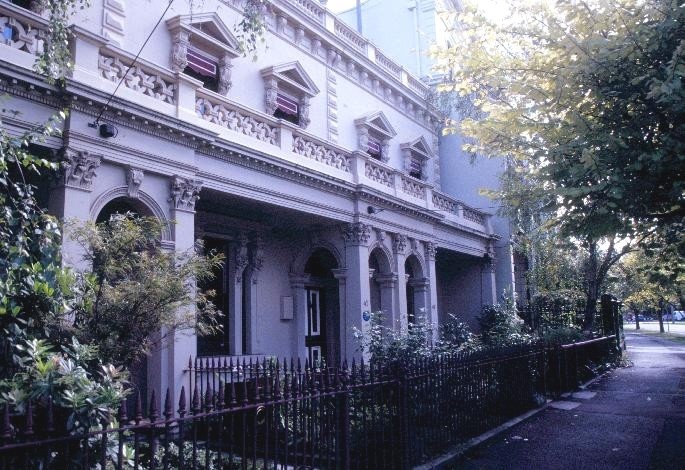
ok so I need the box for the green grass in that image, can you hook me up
[631,329,685,346]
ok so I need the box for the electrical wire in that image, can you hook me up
[91,0,176,126]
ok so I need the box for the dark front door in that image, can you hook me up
[305,288,326,365]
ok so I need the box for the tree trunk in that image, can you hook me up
[658,308,665,333]
[582,243,599,331]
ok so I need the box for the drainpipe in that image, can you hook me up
[409,0,422,76]
[356,0,362,33]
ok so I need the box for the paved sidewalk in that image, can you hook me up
[451,332,685,470]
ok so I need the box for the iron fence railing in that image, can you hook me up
[0,338,618,469]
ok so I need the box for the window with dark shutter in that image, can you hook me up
[273,92,300,125]
[409,156,422,179]
[367,139,382,160]
[184,48,219,92]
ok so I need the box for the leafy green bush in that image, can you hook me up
[65,214,224,368]
[478,293,534,347]
[542,326,584,347]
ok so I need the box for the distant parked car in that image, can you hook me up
[673,311,685,321]
[663,313,672,321]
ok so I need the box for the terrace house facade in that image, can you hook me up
[0,0,499,403]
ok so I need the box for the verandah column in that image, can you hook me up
[424,241,440,342]
[162,175,202,407]
[392,233,409,332]
[341,222,372,361]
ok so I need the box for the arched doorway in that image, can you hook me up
[405,254,426,325]
[303,248,340,366]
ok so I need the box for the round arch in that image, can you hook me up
[90,186,172,242]
[368,242,393,274]
[291,240,344,275]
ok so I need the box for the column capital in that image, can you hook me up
[169,175,202,212]
[61,148,101,191]
[341,222,371,246]
[425,241,437,261]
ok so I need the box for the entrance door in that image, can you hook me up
[305,288,326,365]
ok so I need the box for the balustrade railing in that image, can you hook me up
[196,90,280,146]
[0,3,47,57]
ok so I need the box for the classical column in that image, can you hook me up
[341,222,371,360]
[376,273,399,329]
[229,233,249,356]
[331,268,348,359]
[156,175,202,408]
[289,273,311,359]
[482,253,497,306]
[244,235,264,354]
[424,241,439,341]
[51,148,102,270]
[392,233,409,332]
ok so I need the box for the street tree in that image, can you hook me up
[433,0,685,328]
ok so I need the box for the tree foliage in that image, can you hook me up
[435,0,684,242]
[434,0,684,326]
[64,215,223,367]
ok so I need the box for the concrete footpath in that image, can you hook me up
[451,332,685,470]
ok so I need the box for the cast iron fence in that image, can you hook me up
[0,338,618,469]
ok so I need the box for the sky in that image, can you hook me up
[327,0,359,14]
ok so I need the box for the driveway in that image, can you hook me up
[452,332,685,469]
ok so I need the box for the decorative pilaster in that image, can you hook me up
[264,77,278,115]
[249,235,265,284]
[341,222,371,246]
[381,139,390,163]
[169,176,202,212]
[356,126,369,153]
[234,233,249,283]
[299,95,311,128]
[126,167,144,199]
[217,53,233,95]
[62,149,101,191]
[170,30,190,73]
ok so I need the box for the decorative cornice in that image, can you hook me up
[341,222,371,246]
[169,176,202,212]
[62,148,101,191]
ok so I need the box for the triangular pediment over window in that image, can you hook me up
[401,136,433,160]
[166,12,241,58]
[260,62,320,97]
[354,111,397,140]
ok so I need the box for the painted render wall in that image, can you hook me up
[0,0,496,406]
[336,0,515,301]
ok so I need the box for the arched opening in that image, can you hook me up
[405,254,426,325]
[303,248,340,365]
[96,197,153,223]
[95,196,157,413]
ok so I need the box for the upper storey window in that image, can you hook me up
[401,137,434,181]
[355,111,397,164]
[166,13,240,95]
[261,62,319,129]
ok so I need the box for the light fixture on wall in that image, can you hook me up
[367,205,386,215]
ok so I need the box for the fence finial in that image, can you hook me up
[164,388,174,420]
[178,386,187,417]
[149,389,159,422]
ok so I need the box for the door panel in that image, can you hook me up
[305,288,326,364]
